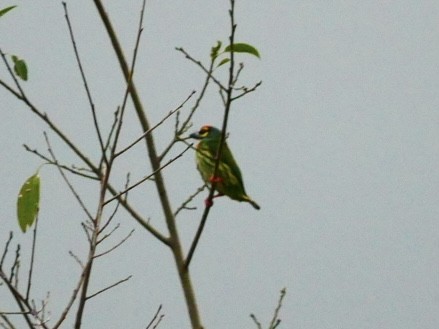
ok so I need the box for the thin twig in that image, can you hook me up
[0,49,26,97]
[97,223,120,245]
[95,229,134,258]
[100,173,130,234]
[63,2,106,160]
[86,275,132,300]
[68,251,84,269]
[0,232,13,268]
[44,132,94,221]
[10,245,20,285]
[52,267,87,329]
[177,63,214,135]
[25,216,39,300]
[160,63,214,161]
[250,314,263,329]
[145,304,164,329]
[268,288,286,329]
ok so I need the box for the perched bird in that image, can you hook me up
[189,125,260,210]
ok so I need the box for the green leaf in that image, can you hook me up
[17,173,40,233]
[0,6,16,18]
[210,40,222,60]
[216,58,230,68]
[224,43,261,59]
[12,55,28,81]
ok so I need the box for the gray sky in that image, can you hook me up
[1,1,439,328]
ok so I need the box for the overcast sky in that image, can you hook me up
[1,1,439,328]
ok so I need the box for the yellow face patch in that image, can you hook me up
[199,125,211,137]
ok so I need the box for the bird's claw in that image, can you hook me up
[209,176,223,183]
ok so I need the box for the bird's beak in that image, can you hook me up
[189,132,201,140]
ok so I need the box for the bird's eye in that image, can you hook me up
[199,126,209,135]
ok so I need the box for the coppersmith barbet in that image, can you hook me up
[190,125,260,210]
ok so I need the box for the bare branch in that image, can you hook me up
[186,0,238,268]
[250,288,286,329]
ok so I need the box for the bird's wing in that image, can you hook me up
[221,142,245,187]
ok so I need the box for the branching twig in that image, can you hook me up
[104,144,193,205]
[116,91,195,159]
[159,63,214,161]
[23,144,98,180]
[95,229,134,258]
[109,0,146,163]
[100,173,130,234]
[97,223,120,245]
[174,184,207,217]
[250,288,286,329]
[268,288,286,329]
[145,304,165,329]
[176,47,226,91]
[0,269,48,329]
[231,80,262,101]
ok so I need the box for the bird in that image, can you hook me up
[189,125,260,210]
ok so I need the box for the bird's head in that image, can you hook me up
[189,125,222,141]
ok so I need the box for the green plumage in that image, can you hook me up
[190,125,260,210]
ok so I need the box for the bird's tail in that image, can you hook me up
[243,196,260,210]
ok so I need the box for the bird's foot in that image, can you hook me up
[213,193,224,199]
[209,175,223,184]
[204,197,213,208]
